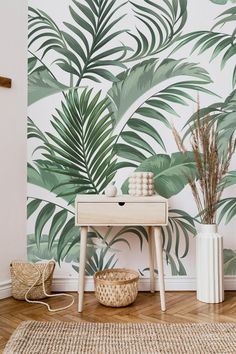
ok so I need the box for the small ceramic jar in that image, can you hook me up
[128,171,155,196]
[104,183,117,197]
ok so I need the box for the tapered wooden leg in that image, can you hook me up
[154,226,166,311]
[78,226,88,313]
[148,227,155,293]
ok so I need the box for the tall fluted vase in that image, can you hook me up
[196,224,224,303]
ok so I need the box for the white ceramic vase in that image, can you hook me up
[196,224,224,303]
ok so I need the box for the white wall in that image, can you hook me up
[0,1,27,298]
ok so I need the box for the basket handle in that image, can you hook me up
[25,261,74,312]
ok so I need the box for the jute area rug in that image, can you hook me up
[3,321,236,354]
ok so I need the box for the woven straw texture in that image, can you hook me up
[94,268,139,307]
[4,321,236,354]
[10,261,55,300]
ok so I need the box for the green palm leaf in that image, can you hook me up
[28,7,67,58]
[127,0,187,61]
[27,197,89,264]
[108,58,212,165]
[172,6,236,87]
[29,1,130,87]
[224,249,236,275]
[28,162,77,204]
[64,0,130,85]
[110,226,148,251]
[27,117,51,154]
[27,197,74,249]
[210,0,229,4]
[220,170,236,190]
[212,6,236,29]
[217,198,236,224]
[56,218,80,263]
[141,209,196,276]
[122,152,198,198]
[27,234,58,262]
[40,88,130,199]
[80,226,148,275]
[165,209,196,259]
[28,6,83,88]
[28,8,77,94]
[34,203,56,248]
[27,199,42,219]
[28,66,69,106]
[28,57,37,74]
[183,90,236,155]
[48,210,68,251]
[27,230,98,266]
[110,58,211,116]
[216,91,236,151]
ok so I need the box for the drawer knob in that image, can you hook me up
[118,202,125,206]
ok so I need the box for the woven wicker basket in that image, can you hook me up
[10,261,55,300]
[94,268,139,307]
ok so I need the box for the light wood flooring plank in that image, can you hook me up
[0,291,236,352]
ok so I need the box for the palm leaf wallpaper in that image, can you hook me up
[28,0,236,281]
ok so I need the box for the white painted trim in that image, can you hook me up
[0,280,11,299]
[52,276,236,292]
[0,276,235,300]
[224,276,236,291]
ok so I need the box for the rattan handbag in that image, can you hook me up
[10,260,74,312]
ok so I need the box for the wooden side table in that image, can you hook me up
[75,195,168,313]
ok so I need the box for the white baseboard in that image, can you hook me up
[52,275,236,292]
[0,280,11,299]
[1,276,235,300]
[225,276,236,290]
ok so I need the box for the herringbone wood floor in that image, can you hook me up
[1,291,236,352]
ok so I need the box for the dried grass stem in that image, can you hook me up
[172,105,234,224]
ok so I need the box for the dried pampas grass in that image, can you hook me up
[173,100,234,224]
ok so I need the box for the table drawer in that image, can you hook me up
[76,202,167,225]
